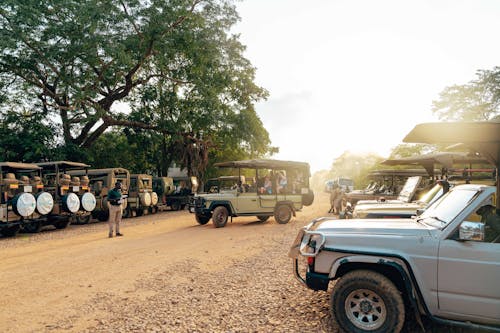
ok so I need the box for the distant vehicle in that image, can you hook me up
[125,174,157,217]
[70,168,130,221]
[189,159,314,227]
[0,162,54,237]
[325,177,354,193]
[37,161,96,228]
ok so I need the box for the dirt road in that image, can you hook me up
[0,193,453,333]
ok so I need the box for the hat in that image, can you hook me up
[115,181,122,188]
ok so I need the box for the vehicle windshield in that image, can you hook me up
[417,183,443,205]
[418,187,479,228]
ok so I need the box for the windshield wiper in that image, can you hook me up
[427,216,448,224]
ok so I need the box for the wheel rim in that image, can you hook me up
[215,210,227,224]
[345,288,387,331]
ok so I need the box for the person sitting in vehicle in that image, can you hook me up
[277,172,287,193]
[477,204,500,243]
[260,175,272,194]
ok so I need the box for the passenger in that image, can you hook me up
[277,172,288,193]
[263,176,272,194]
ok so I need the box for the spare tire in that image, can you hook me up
[62,193,80,213]
[12,193,36,217]
[302,190,315,206]
[81,192,96,212]
[151,192,159,206]
[140,192,152,207]
[35,191,54,215]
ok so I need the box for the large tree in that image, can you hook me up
[0,0,272,173]
[432,67,500,121]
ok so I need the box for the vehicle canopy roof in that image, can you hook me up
[369,168,435,178]
[131,173,152,179]
[37,161,90,170]
[403,121,500,207]
[214,159,310,176]
[0,162,41,171]
[83,168,130,176]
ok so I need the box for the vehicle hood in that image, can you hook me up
[309,217,434,237]
[354,201,422,212]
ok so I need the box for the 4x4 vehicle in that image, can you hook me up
[0,162,54,237]
[189,159,314,227]
[289,184,499,333]
[166,176,199,211]
[70,168,130,221]
[37,161,96,229]
[125,174,157,217]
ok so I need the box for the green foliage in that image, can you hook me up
[432,67,500,121]
[0,110,56,162]
[0,0,274,174]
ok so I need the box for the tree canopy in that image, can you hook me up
[432,67,500,121]
[0,0,274,175]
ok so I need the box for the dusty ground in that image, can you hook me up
[0,193,460,333]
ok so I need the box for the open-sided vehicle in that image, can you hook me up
[124,174,157,217]
[69,168,130,221]
[0,162,54,236]
[189,159,314,227]
[36,161,96,229]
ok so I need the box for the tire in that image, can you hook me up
[136,208,144,217]
[180,204,186,210]
[195,214,210,225]
[171,201,181,211]
[274,205,292,224]
[123,206,132,218]
[75,214,91,224]
[97,211,109,222]
[331,270,405,333]
[1,225,21,237]
[23,220,42,233]
[149,206,158,214]
[54,220,70,229]
[212,206,228,228]
[257,215,270,222]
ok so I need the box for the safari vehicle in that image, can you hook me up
[165,176,199,211]
[0,162,54,237]
[151,176,174,213]
[353,179,449,219]
[69,168,130,221]
[189,159,314,227]
[37,161,96,229]
[124,174,157,217]
[289,184,499,333]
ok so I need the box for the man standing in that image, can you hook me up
[107,181,124,238]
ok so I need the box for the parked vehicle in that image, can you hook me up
[0,162,54,237]
[165,176,199,211]
[189,159,314,227]
[70,168,130,221]
[353,179,449,218]
[124,174,157,217]
[325,177,354,192]
[37,161,96,229]
[289,184,499,333]
[152,176,174,213]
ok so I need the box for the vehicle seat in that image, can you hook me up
[59,174,71,186]
[80,176,89,187]
[70,176,81,187]
[3,173,18,186]
[31,176,42,186]
[19,175,30,185]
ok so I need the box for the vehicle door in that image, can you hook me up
[437,193,500,324]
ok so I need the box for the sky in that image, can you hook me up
[233,0,500,173]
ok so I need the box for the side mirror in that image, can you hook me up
[416,208,425,216]
[459,221,485,241]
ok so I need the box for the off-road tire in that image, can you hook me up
[257,215,270,222]
[97,211,109,222]
[195,214,210,225]
[1,225,21,237]
[123,206,132,218]
[75,214,91,224]
[331,270,405,333]
[23,221,42,233]
[149,206,159,214]
[54,220,70,229]
[212,206,228,228]
[171,201,181,211]
[274,204,292,224]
